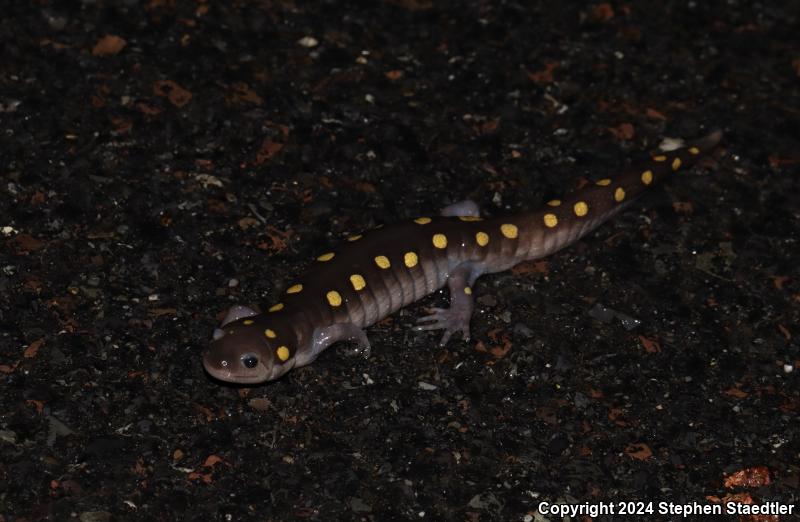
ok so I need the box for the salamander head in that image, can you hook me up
[202,306,297,384]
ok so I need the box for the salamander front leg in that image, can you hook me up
[415,263,483,345]
[300,322,372,366]
[213,304,258,340]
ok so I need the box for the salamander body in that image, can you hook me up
[203,131,721,383]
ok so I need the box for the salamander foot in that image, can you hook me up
[414,306,472,345]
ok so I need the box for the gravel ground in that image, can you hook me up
[1,1,798,521]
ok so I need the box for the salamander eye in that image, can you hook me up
[241,353,259,369]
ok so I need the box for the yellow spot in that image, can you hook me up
[375,255,391,269]
[614,187,626,202]
[317,252,335,261]
[672,157,682,170]
[458,215,482,221]
[414,217,431,225]
[286,284,303,294]
[653,155,667,162]
[464,286,472,295]
[543,213,558,228]
[547,199,561,207]
[326,290,342,307]
[688,146,700,155]
[347,234,362,242]
[243,319,254,325]
[573,201,588,217]
[596,178,611,186]
[500,223,518,239]
[641,170,654,185]
[476,231,489,246]
[404,251,418,268]
[268,303,284,312]
[432,233,448,249]
[265,328,276,339]
[350,274,366,291]
[276,346,290,361]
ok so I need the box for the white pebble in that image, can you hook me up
[297,36,318,48]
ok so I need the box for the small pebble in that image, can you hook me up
[297,36,318,48]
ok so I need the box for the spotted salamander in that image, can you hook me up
[203,130,722,384]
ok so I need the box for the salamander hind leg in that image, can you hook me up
[441,200,480,218]
[415,262,483,345]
